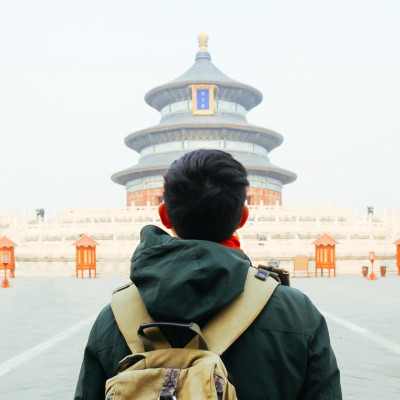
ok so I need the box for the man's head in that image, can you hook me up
[159,149,249,242]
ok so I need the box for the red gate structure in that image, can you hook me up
[0,236,17,287]
[394,238,400,276]
[73,234,99,279]
[313,234,339,278]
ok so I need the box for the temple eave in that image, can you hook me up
[112,164,295,187]
[145,81,263,111]
[112,166,169,186]
[246,167,297,185]
[125,124,283,152]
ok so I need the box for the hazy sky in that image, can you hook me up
[1,0,399,216]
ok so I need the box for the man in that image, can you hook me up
[75,149,341,399]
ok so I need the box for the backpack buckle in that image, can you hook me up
[255,268,269,281]
[257,263,291,286]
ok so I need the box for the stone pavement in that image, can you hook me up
[0,273,399,399]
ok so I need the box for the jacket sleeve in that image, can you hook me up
[74,317,108,400]
[298,299,342,400]
[74,304,132,400]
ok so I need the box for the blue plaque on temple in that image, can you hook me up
[196,89,210,110]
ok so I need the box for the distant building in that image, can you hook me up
[112,34,296,206]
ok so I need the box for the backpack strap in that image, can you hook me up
[192,266,279,355]
[111,283,170,353]
[111,266,279,355]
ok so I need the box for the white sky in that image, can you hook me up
[1,0,399,216]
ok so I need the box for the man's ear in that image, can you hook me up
[236,205,249,230]
[158,202,172,229]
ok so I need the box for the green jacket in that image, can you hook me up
[75,225,341,400]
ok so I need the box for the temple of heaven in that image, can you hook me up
[112,34,296,206]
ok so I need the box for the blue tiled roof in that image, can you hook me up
[112,150,296,186]
[169,51,238,84]
[145,50,262,111]
[124,121,283,153]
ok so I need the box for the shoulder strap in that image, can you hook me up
[111,283,154,353]
[193,267,279,355]
[111,267,279,355]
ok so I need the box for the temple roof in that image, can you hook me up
[169,48,237,84]
[112,150,296,186]
[145,34,262,111]
[124,120,283,152]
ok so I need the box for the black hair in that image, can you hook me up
[163,149,249,242]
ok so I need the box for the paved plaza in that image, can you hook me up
[0,271,399,399]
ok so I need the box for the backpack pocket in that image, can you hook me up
[105,348,237,400]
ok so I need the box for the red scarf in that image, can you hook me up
[219,234,243,252]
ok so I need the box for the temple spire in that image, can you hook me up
[195,33,211,61]
[198,33,209,52]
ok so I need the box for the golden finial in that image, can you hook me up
[198,33,209,52]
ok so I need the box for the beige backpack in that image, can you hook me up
[105,267,279,400]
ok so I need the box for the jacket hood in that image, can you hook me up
[130,225,250,322]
